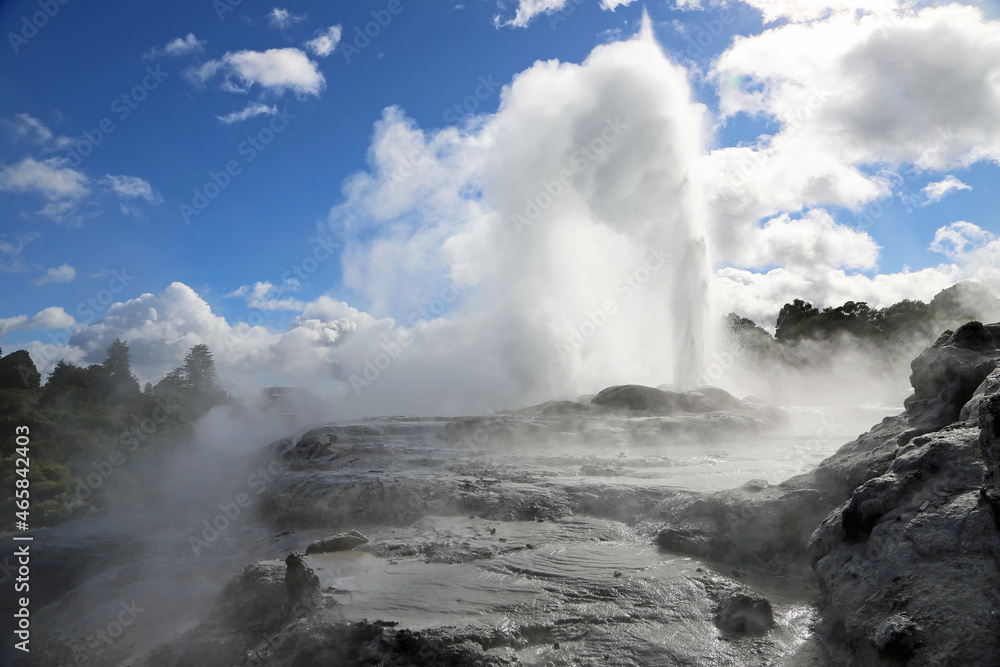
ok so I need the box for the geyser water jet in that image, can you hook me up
[326,14,711,414]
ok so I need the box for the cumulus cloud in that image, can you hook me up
[99,174,163,204]
[704,3,1000,278]
[0,156,89,201]
[226,280,305,311]
[190,48,325,97]
[714,6,1000,169]
[0,306,75,337]
[921,175,972,205]
[930,221,993,259]
[217,103,278,125]
[715,263,964,328]
[32,264,77,286]
[268,7,307,29]
[728,209,880,271]
[494,0,638,28]
[145,33,205,59]
[304,25,342,57]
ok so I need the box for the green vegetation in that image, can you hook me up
[724,281,1000,372]
[0,340,230,529]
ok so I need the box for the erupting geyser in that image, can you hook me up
[334,14,711,413]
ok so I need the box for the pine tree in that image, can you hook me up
[182,344,225,402]
[103,338,140,393]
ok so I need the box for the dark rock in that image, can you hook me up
[714,587,774,634]
[540,400,591,416]
[306,530,369,554]
[874,614,919,660]
[904,322,1000,431]
[591,384,681,412]
[285,552,320,606]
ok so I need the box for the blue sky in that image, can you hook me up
[1,0,999,411]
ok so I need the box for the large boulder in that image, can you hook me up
[591,385,682,412]
[714,588,774,634]
[305,530,369,554]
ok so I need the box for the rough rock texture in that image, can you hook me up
[591,384,756,416]
[138,559,520,667]
[305,530,369,554]
[714,588,774,635]
[285,551,320,606]
[656,321,1000,665]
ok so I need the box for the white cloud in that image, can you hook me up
[0,306,75,337]
[304,25,343,57]
[191,48,325,97]
[0,156,89,201]
[99,174,163,204]
[600,0,638,8]
[145,33,205,59]
[226,280,304,310]
[930,221,993,259]
[729,209,880,271]
[494,0,581,27]
[921,174,972,205]
[0,232,38,273]
[715,263,962,327]
[714,6,1000,169]
[703,3,1000,269]
[32,264,77,286]
[217,103,278,125]
[268,7,307,29]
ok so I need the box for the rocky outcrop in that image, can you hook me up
[590,384,760,416]
[285,552,320,606]
[137,557,519,667]
[714,588,774,635]
[656,321,1000,664]
[305,530,369,554]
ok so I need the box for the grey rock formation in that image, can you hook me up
[714,587,774,634]
[285,551,320,607]
[305,530,369,554]
[656,320,1000,665]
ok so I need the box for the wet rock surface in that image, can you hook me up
[655,321,1000,665]
[11,384,832,667]
[305,529,369,554]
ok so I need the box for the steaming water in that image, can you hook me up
[15,403,900,666]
